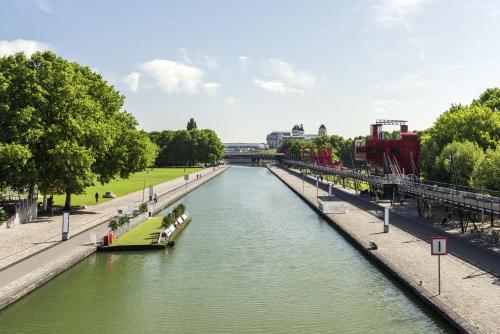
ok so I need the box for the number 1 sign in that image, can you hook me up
[431,237,448,295]
[431,237,448,255]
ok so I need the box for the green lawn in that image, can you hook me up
[111,217,163,246]
[53,167,202,207]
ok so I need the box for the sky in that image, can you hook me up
[1,0,500,143]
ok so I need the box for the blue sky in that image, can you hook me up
[1,0,500,142]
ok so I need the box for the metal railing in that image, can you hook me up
[284,159,500,216]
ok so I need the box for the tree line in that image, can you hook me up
[279,88,500,191]
[0,51,157,209]
[149,118,224,167]
[420,89,500,191]
[279,135,358,168]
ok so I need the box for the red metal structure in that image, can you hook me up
[355,120,420,176]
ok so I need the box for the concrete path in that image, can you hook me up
[0,167,220,270]
[0,166,228,310]
[288,167,500,275]
[269,165,500,334]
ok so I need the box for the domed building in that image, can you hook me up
[291,124,305,137]
[266,123,326,148]
[318,124,327,136]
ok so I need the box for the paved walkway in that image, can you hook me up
[0,166,228,309]
[269,165,500,334]
[0,167,221,270]
[288,167,500,275]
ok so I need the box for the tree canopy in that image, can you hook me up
[0,51,158,209]
[278,134,355,167]
[150,126,223,167]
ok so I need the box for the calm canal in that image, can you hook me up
[0,166,454,333]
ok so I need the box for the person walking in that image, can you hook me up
[95,192,99,203]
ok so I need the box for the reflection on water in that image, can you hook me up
[0,166,454,334]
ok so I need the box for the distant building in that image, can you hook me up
[266,123,327,148]
[291,124,305,137]
[266,131,291,149]
[223,143,269,154]
[318,124,327,136]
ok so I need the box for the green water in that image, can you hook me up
[0,166,454,333]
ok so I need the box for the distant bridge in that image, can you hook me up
[223,152,284,162]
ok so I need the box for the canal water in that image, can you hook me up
[0,166,454,333]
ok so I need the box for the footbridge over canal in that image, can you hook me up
[224,152,284,163]
[284,159,500,229]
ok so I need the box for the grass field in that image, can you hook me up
[111,217,163,246]
[53,167,202,207]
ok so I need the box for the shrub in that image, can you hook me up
[162,213,173,228]
[118,216,130,226]
[138,203,148,214]
[0,206,6,226]
[177,203,185,215]
[108,219,119,231]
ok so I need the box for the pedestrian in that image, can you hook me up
[47,196,54,217]
[95,192,99,203]
[154,193,158,203]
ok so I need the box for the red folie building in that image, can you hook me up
[355,120,420,176]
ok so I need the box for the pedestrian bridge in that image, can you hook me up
[223,152,284,162]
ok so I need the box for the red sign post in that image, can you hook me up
[431,237,448,295]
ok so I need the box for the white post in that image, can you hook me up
[62,212,70,241]
[384,208,389,233]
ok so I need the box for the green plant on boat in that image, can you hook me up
[162,204,187,229]
[162,213,174,228]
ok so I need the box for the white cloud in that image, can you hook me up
[141,59,204,95]
[204,82,221,96]
[253,79,304,95]
[34,0,51,13]
[0,39,51,57]
[253,58,317,95]
[265,58,316,90]
[374,0,430,30]
[123,72,141,92]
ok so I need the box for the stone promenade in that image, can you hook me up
[268,165,500,334]
[0,165,228,310]
[0,167,223,270]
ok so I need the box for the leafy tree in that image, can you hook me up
[420,100,499,181]
[435,141,484,186]
[149,125,223,167]
[427,104,499,152]
[186,118,197,130]
[0,143,32,190]
[0,51,158,209]
[474,88,500,111]
[472,147,500,190]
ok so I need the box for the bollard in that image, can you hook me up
[384,208,389,233]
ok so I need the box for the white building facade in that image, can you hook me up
[266,124,328,148]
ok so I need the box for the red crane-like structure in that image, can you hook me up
[354,119,420,176]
